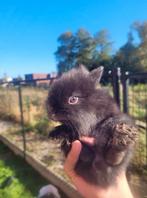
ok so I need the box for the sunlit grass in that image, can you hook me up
[0,143,47,198]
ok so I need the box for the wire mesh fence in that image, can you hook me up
[0,79,67,180]
[128,74,147,167]
[0,70,147,172]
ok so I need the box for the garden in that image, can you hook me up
[0,143,53,198]
[0,83,147,197]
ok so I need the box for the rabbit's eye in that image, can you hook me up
[68,96,79,105]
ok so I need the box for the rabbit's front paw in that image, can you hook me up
[105,123,138,166]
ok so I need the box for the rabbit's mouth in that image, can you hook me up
[49,113,63,122]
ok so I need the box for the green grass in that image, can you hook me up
[0,143,48,198]
[128,84,147,120]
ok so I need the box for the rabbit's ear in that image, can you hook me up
[89,66,104,83]
[78,64,89,74]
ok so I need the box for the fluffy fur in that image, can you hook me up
[47,65,137,186]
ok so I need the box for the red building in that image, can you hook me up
[25,73,51,86]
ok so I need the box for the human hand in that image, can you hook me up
[64,139,134,198]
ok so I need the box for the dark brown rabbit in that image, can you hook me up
[47,65,137,187]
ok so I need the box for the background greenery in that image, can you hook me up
[55,21,147,76]
[0,143,48,198]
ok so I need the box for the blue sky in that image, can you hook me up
[0,0,147,78]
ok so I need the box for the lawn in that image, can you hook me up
[0,142,49,198]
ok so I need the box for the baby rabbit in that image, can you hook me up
[47,65,137,186]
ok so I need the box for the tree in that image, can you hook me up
[91,29,113,73]
[74,29,96,67]
[55,29,113,74]
[55,29,96,73]
[132,21,147,71]
[94,30,112,62]
[112,32,141,73]
[55,31,76,74]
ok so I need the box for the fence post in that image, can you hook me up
[18,85,26,159]
[121,72,129,114]
[111,68,121,108]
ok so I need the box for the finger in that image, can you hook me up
[80,136,96,146]
[64,140,82,175]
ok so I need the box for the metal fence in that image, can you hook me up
[0,69,147,169]
[109,69,147,167]
[0,77,81,198]
[0,78,55,162]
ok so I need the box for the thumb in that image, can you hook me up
[64,140,82,176]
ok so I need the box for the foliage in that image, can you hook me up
[0,143,47,198]
[55,21,147,75]
[34,117,54,135]
[132,21,147,71]
[55,28,112,74]
[112,32,141,73]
